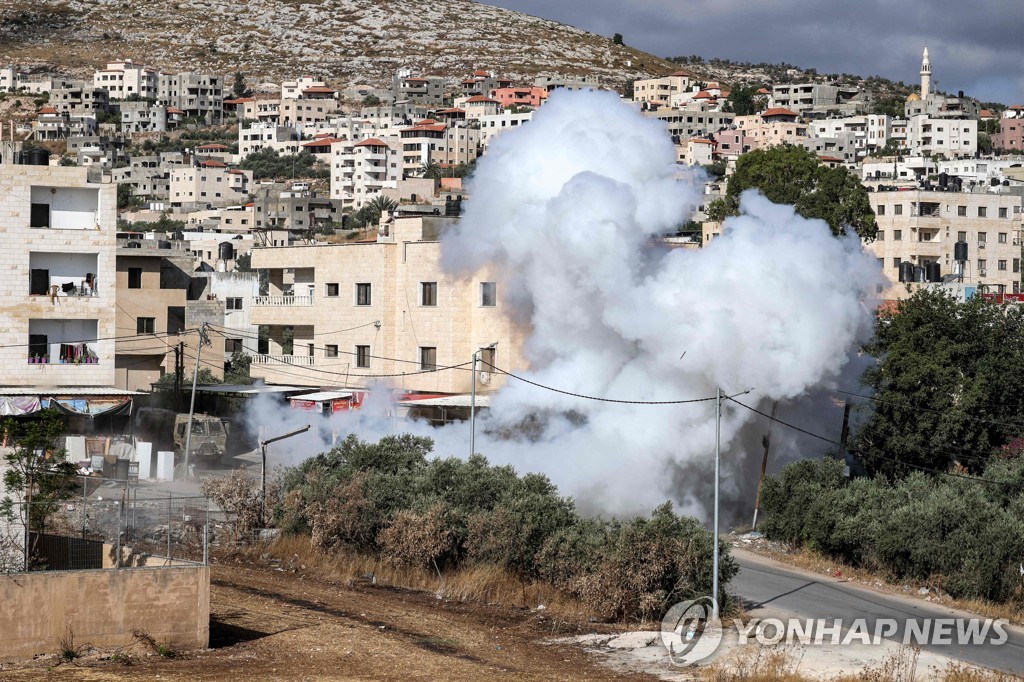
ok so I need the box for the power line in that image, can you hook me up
[483,362,741,405]
[834,388,1024,433]
[725,395,1017,489]
[0,329,198,351]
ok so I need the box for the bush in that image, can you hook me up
[275,434,733,620]
[761,456,1024,603]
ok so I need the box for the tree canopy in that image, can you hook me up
[238,148,327,181]
[706,144,877,240]
[853,288,1024,476]
[723,85,763,117]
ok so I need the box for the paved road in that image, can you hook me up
[730,549,1024,675]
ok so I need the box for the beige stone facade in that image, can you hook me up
[866,190,1024,298]
[250,216,527,394]
[0,166,116,387]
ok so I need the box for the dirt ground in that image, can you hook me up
[0,558,661,681]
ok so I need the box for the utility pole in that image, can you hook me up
[182,323,211,480]
[174,341,184,411]
[470,342,496,458]
[712,386,721,619]
[259,425,310,526]
[751,401,779,531]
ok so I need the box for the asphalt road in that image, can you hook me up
[730,549,1024,675]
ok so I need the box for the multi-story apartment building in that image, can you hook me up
[330,138,402,209]
[93,60,159,100]
[391,69,446,106]
[643,109,734,144]
[114,241,225,390]
[632,72,693,106]
[50,82,109,116]
[735,109,809,150]
[238,122,301,157]
[111,155,172,202]
[993,109,1023,152]
[169,161,253,210]
[488,86,547,110]
[118,101,168,133]
[478,110,533,146]
[866,189,1024,298]
[770,83,863,116]
[249,215,526,393]
[905,116,977,158]
[0,166,117,387]
[460,70,513,98]
[399,121,481,176]
[279,90,339,133]
[240,99,282,124]
[158,72,223,123]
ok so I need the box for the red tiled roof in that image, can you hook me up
[38,105,57,114]
[756,88,771,95]
[693,90,712,99]
[229,169,245,174]
[167,106,185,114]
[224,97,254,104]
[435,108,466,114]
[819,155,844,162]
[200,159,226,167]
[354,138,388,147]
[465,95,499,103]
[303,138,340,147]
[404,77,429,83]
[414,119,438,125]
[473,70,489,77]
[670,70,690,77]
[762,107,799,118]
[302,86,336,94]
[461,79,477,85]
[403,124,447,133]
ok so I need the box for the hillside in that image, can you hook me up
[0,0,673,88]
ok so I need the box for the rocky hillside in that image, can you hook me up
[0,0,672,88]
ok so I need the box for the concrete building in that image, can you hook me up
[331,137,402,209]
[249,214,526,393]
[460,70,513,98]
[50,83,109,116]
[488,86,548,110]
[770,83,862,116]
[399,120,481,176]
[193,271,260,360]
[118,101,168,133]
[993,111,1024,152]
[158,72,223,123]
[238,121,300,157]
[644,109,735,145]
[391,69,446,106]
[93,60,159,100]
[169,162,254,210]
[240,98,282,124]
[735,109,809,150]
[905,116,977,158]
[866,189,1024,298]
[0,166,117,387]
[478,110,532,146]
[632,71,692,107]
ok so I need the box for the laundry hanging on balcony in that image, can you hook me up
[0,396,42,416]
[44,398,133,417]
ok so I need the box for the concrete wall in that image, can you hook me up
[0,565,209,661]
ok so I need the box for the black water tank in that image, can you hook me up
[926,261,942,283]
[954,241,968,262]
[991,177,1000,187]
[914,266,926,283]
[898,261,914,283]
[158,240,171,249]
[938,172,949,188]
[218,241,234,261]
[21,147,50,166]
[126,241,141,249]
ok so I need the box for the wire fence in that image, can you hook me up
[1,477,211,573]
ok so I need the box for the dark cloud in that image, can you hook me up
[480,0,1024,104]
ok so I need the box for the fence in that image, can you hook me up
[2,477,211,573]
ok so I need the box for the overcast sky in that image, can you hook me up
[481,0,1024,105]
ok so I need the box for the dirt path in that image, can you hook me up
[2,561,659,681]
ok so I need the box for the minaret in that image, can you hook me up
[920,46,931,101]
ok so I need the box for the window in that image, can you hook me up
[480,346,496,370]
[979,232,987,244]
[1015,259,1021,274]
[325,344,338,358]
[128,267,142,289]
[999,207,1008,219]
[892,258,901,268]
[958,231,967,242]
[998,260,1007,271]
[893,230,902,241]
[419,346,436,371]
[225,338,242,354]
[480,282,497,307]
[326,283,339,297]
[978,259,987,270]
[893,204,903,216]
[355,283,371,306]
[356,345,370,368]
[226,297,243,310]
[137,317,155,334]
[958,205,967,216]
[420,281,437,306]
[877,231,884,241]
[999,233,1008,244]
[978,207,987,218]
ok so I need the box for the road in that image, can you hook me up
[731,549,1024,675]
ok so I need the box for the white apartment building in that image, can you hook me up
[905,116,977,159]
[632,72,692,106]
[644,109,734,144]
[399,121,481,176]
[119,101,168,133]
[0,166,117,386]
[169,162,254,209]
[238,121,301,157]
[249,215,526,394]
[867,189,1024,298]
[93,60,159,100]
[330,138,402,208]
[478,110,532,146]
[240,99,282,124]
[282,77,328,100]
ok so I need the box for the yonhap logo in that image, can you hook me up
[660,596,724,665]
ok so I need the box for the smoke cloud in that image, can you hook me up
[247,89,882,523]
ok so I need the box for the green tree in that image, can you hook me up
[706,145,877,240]
[854,288,1024,476]
[612,33,624,46]
[723,85,760,116]
[232,71,247,99]
[978,132,993,155]
[419,161,442,180]
[362,94,381,107]
[117,182,133,209]
[0,410,77,568]
[873,96,905,118]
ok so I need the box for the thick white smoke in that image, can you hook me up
[246,90,882,522]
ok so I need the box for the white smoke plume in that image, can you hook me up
[246,89,882,522]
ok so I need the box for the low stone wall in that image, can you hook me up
[0,565,209,661]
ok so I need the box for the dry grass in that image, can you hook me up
[742,544,1024,626]
[701,645,1012,682]
[255,534,597,625]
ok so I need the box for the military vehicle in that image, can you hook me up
[173,413,229,464]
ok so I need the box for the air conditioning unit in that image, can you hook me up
[978,242,986,249]
[478,371,491,386]
[979,269,987,277]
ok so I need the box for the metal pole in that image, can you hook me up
[204,498,209,566]
[167,491,172,562]
[259,425,310,527]
[752,401,779,531]
[183,323,209,479]
[712,386,721,618]
[116,491,123,569]
[470,350,478,457]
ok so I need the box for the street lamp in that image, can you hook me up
[259,424,310,526]
[470,342,497,457]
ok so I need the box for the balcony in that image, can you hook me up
[30,252,100,298]
[252,354,314,366]
[254,294,314,306]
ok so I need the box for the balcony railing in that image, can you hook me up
[254,295,314,306]
[252,354,314,366]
